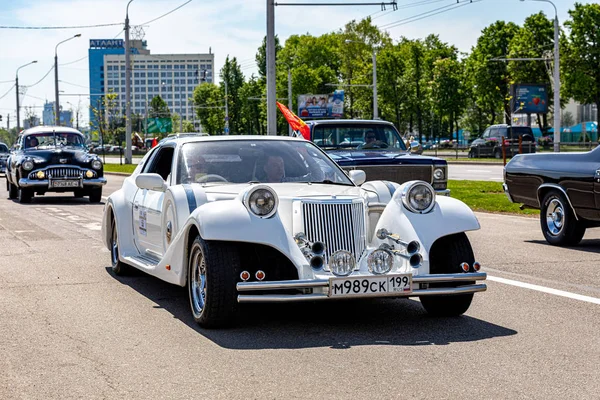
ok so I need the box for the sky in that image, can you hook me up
[0,0,593,128]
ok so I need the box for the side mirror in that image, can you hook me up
[410,143,422,154]
[348,170,366,186]
[135,173,167,192]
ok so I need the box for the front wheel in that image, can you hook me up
[188,236,240,328]
[89,187,102,203]
[540,190,585,246]
[419,233,475,317]
[494,149,502,159]
[18,188,33,203]
[8,180,18,199]
[468,149,475,158]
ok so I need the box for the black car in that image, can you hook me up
[0,142,9,174]
[5,126,107,203]
[469,124,537,159]
[306,119,449,194]
[503,148,600,246]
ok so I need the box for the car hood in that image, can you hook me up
[24,148,92,162]
[199,182,363,202]
[326,149,445,165]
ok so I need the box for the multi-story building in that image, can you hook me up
[88,38,214,131]
[42,101,73,127]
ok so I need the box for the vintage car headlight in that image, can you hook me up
[433,168,445,180]
[22,160,34,171]
[243,185,278,218]
[36,171,45,179]
[367,249,394,275]
[91,159,102,170]
[401,181,436,214]
[85,170,95,178]
[329,250,355,277]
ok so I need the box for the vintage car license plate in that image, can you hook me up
[329,274,412,298]
[51,180,81,188]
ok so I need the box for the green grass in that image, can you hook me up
[104,163,137,174]
[448,180,539,216]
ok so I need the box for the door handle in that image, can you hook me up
[134,202,139,210]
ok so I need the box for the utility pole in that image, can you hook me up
[266,0,277,135]
[288,68,292,136]
[552,9,560,152]
[124,0,135,164]
[372,49,378,119]
[224,79,229,135]
[7,114,10,131]
[15,61,37,135]
[55,34,81,127]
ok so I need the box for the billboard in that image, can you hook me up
[298,90,344,119]
[146,118,173,134]
[511,84,549,114]
[89,39,124,49]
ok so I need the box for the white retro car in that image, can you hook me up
[102,135,487,328]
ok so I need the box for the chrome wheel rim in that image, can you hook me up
[111,224,119,265]
[546,198,565,236]
[189,244,207,317]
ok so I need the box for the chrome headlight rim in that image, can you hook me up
[367,248,394,275]
[91,159,103,170]
[22,160,34,171]
[242,184,279,219]
[329,250,356,277]
[433,167,445,181]
[401,180,436,214]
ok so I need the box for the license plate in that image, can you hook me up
[329,274,412,298]
[51,180,81,188]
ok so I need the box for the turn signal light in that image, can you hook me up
[36,171,45,179]
[85,170,94,178]
[165,264,171,271]
[473,262,481,271]
[460,262,470,272]
[240,271,250,281]
[255,270,265,281]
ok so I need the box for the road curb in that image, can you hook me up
[446,161,506,166]
[105,171,132,176]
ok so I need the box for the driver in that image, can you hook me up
[358,130,387,149]
[263,148,324,183]
[187,155,208,183]
[27,136,39,148]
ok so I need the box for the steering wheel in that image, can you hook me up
[196,174,228,183]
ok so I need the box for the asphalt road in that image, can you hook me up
[1,175,598,399]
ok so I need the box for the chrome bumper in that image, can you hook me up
[237,272,487,303]
[435,189,451,196]
[502,183,514,203]
[19,177,107,188]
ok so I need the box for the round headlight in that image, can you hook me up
[85,170,94,178]
[367,249,394,275]
[329,250,355,277]
[243,185,278,218]
[22,160,34,171]
[91,159,102,170]
[433,168,445,180]
[401,181,436,214]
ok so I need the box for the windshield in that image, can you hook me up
[24,132,85,149]
[312,124,407,151]
[177,139,354,186]
[0,144,8,153]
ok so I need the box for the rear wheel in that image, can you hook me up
[540,190,585,246]
[18,187,33,203]
[468,149,476,158]
[494,149,502,159]
[89,187,102,203]
[188,236,240,328]
[110,220,130,275]
[419,233,475,317]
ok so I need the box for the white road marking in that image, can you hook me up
[488,275,600,305]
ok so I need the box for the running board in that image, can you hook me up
[122,254,160,271]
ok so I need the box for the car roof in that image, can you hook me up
[305,119,396,127]
[158,135,310,146]
[21,126,84,135]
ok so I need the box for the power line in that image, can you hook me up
[60,55,89,66]
[23,66,54,88]
[140,0,194,25]
[0,22,122,30]
[0,84,15,101]
[379,0,481,30]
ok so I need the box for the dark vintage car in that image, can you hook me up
[306,119,449,195]
[5,126,107,203]
[469,124,536,159]
[503,148,600,246]
[0,142,9,174]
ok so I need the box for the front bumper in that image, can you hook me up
[19,177,107,188]
[502,183,514,203]
[435,189,450,196]
[236,272,487,303]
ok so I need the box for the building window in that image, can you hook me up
[140,72,146,77]
[175,101,181,107]
[107,66,113,71]
[174,93,180,99]
[161,72,167,77]
[120,65,125,70]
[134,72,139,78]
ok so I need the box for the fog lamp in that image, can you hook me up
[329,250,355,277]
[85,170,94,178]
[367,249,394,275]
[36,171,45,179]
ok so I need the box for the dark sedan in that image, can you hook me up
[0,142,9,174]
[5,126,107,203]
[503,148,600,246]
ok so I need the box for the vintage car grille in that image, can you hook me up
[344,165,432,184]
[301,200,366,266]
[47,167,82,178]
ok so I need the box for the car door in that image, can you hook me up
[132,146,175,258]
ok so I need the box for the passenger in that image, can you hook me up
[188,155,208,183]
[28,136,39,148]
[262,148,324,183]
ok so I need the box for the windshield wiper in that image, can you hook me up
[310,179,354,186]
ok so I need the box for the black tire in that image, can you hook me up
[188,236,240,328]
[74,190,85,198]
[419,233,475,317]
[18,187,33,203]
[8,180,18,199]
[540,190,586,246]
[494,149,502,159]
[89,187,102,203]
[468,149,475,159]
[110,220,130,275]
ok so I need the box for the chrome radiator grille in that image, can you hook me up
[344,165,432,184]
[302,200,366,265]
[47,167,82,178]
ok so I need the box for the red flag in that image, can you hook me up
[276,101,311,140]
[151,138,158,148]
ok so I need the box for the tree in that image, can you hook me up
[240,74,266,135]
[220,56,245,134]
[431,58,465,141]
[192,83,225,135]
[256,35,281,78]
[149,95,171,119]
[562,3,600,118]
[562,110,575,127]
[90,90,119,145]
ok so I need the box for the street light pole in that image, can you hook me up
[266,0,277,135]
[15,60,37,134]
[55,34,81,126]
[372,49,378,119]
[125,0,135,163]
[521,0,560,152]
